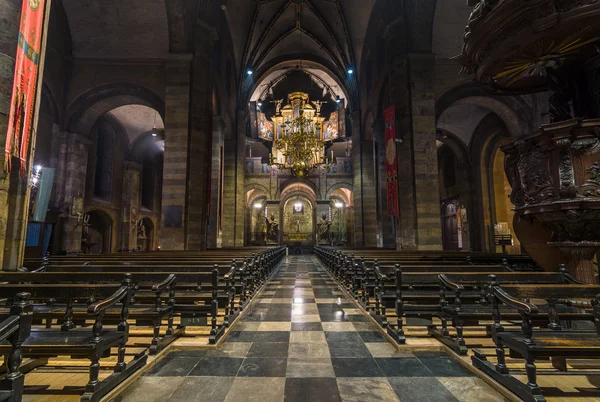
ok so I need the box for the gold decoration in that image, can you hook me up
[29,0,41,10]
[493,28,600,85]
[386,139,396,165]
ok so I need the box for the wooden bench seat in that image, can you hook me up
[0,281,146,402]
[430,270,588,354]
[472,282,600,402]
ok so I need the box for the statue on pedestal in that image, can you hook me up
[317,213,332,244]
[265,214,279,243]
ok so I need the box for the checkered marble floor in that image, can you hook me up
[115,256,506,402]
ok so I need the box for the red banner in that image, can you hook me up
[384,106,398,216]
[4,0,47,175]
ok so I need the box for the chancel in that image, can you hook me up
[1,0,600,401]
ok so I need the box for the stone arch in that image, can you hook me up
[244,183,272,201]
[326,182,353,201]
[435,81,533,137]
[66,83,164,136]
[246,58,353,111]
[279,178,320,200]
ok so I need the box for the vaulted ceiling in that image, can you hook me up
[224,0,376,78]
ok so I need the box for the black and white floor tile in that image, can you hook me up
[115,256,506,402]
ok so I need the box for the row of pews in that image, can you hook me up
[315,246,600,402]
[0,246,285,402]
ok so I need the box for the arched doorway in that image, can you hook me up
[283,196,314,244]
[84,210,112,254]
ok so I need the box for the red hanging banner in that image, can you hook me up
[384,106,398,216]
[4,0,47,175]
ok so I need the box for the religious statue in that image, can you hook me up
[265,214,279,243]
[137,220,147,239]
[273,99,284,115]
[312,100,327,116]
[317,213,332,244]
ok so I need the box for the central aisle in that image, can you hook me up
[116,256,504,402]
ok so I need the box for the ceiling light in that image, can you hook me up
[247,69,253,76]
[257,101,262,107]
[254,202,263,209]
[336,95,341,104]
[347,68,353,74]
[334,202,344,208]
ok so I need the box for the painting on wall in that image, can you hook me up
[257,112,274,140]
[323,111,339,140]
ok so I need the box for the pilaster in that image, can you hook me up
[160,57,191,250]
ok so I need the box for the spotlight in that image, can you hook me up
[257,101,262,107]
[247,69,253,76]
[34,165,42,173]
[347,68,353,74]
[254,202,263,209]
[334,202,344,209]
[336,95,341,104]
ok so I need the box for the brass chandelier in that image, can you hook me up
[269,114,335,179]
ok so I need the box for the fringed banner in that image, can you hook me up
[4,0,47,176]
[384,106,398,216]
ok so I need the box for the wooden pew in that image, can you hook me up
[0,281,147,402]
[0,272,182,353]
[430,268,588,354]
[16,247,287,345]
[0,293,32,402]
[472,280,600,402]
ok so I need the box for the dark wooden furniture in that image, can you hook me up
[0,281,147,402]
[472,279,600,402]
[430,268,588,354]
[0,293,33,402]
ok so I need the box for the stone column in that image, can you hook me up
[408,54,442,250]
[385,27,442,250]
[221,111,246,247]
[351,112,378,247]
[374,118,395,248]
[59,132,92,254]
[0,0,22,268]
[207,116,223,249]
[351,112,364,246]
[186,23,217,250]
[160,56,191,250]
[120,161,141,251]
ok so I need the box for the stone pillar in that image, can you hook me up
[160,56,191,250]
[207,116,223,249]
[408,54,442,250]
[120,161,141,251]
[351,112,364,246]
[385,27,442,250]
[221,111,246,247]
[59,132,92,254]
[0,0,22,268]
[352,112,378,247]
[186,23,217,250]
[374,118,395,248]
